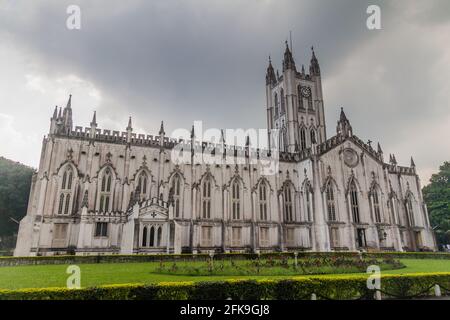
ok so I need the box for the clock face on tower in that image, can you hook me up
[343,148,359,168]
[300,86,311,98]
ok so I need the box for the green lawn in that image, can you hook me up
[0,259,449,290]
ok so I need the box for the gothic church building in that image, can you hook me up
[14,43,436,256]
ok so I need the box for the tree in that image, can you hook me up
[422,161,450,248]
[0,157,35,249]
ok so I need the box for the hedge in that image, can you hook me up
[1,251,450,267]
[1,273,450,300]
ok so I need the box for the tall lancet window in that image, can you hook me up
[307,94,313,110]
[259,181,268,221]
[171,174,181,217]
[406,195,415,227]
[280,89,285,114]
[202,177,212,219]
[298,86,304,110]
[371,189,382,223]
[99,168,112,213]
[310,128,316,144]
[283,184,294,222]
[231,179,241,220]
[58,167,73,215]
[137,172,148,200]
[282,125,287,152]
[349,181,360,223]
[142,226,148,247]
[300,127,307,150]
[326,182,336,221]
[274,93,279,118]
[304,184,313,222]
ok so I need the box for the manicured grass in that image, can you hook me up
[0,259,449,290]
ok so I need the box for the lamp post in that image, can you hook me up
[294,251,298,268]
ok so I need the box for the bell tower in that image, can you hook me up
[265,43,326,153]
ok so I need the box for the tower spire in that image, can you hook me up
[159,121,165,136]
[62,94,73,133]
[265,56,276,85]
[52,106,58,119]
[410,156,416,168]
[336,107,352,137]
[377,142,383,154]
[309,46,320,76]
[282,40,296,72]
[90,111,97,126]
[66,94,72,109]
[127,116,132,131]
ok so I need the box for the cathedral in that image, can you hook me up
[14,43,436,256]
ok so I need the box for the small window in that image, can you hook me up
[260,227,270,247]
[94,222,108,237]
[330,227,339,248]
[201,226,212,246]
[231,227,242,246]
[286,228,295,246]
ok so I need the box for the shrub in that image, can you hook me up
[1,273,449,300]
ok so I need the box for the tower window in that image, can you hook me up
[300,128,307,150]
[326,182,336,221]
[284,184,294,222]
[58,166,74,215]
[99,168,113,213]
[259,182,268,221]
[231,179,241,220]
[350,181,360,223]
[202,177,212,219]
[372,190,382,223]
[172,174,182,217]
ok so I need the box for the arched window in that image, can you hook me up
[157,227,162,246]
[298,86,304,110]
[300,127,307,150]
[58,166,74,215]
[349,181,360,223]
[310,128,316,144]
[308,95,313,110]
[231,179,241,220]
[171,174,181,217]
[371,189,382,223]
[137,172,148,199]
[58,193,65,215]
[142,226,148,247]
[304,183,313,221]
[202,177,212,219]
[326,182,336,221]
[149,226,155,247]
[282,125,287,152]
[274,93,279,118]
[280,89,285,114]
[259,181,268,221]
[99,168,112,213]
[284,184,294,222]
[406,195,415,227]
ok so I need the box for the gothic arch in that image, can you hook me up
[321,175,340,193]
[345,173,363,196]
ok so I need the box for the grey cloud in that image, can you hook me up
[0,0,449,183]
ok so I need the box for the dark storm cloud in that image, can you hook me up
[0,0,449,183]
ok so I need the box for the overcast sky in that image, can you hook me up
[0,0,449,185]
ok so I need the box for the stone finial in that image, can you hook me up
[127,116,132,131]
[159,121,165,136]
[410,156,416,168]
[90,111,97,126]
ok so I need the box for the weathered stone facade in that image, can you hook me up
[14,44,436,256]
